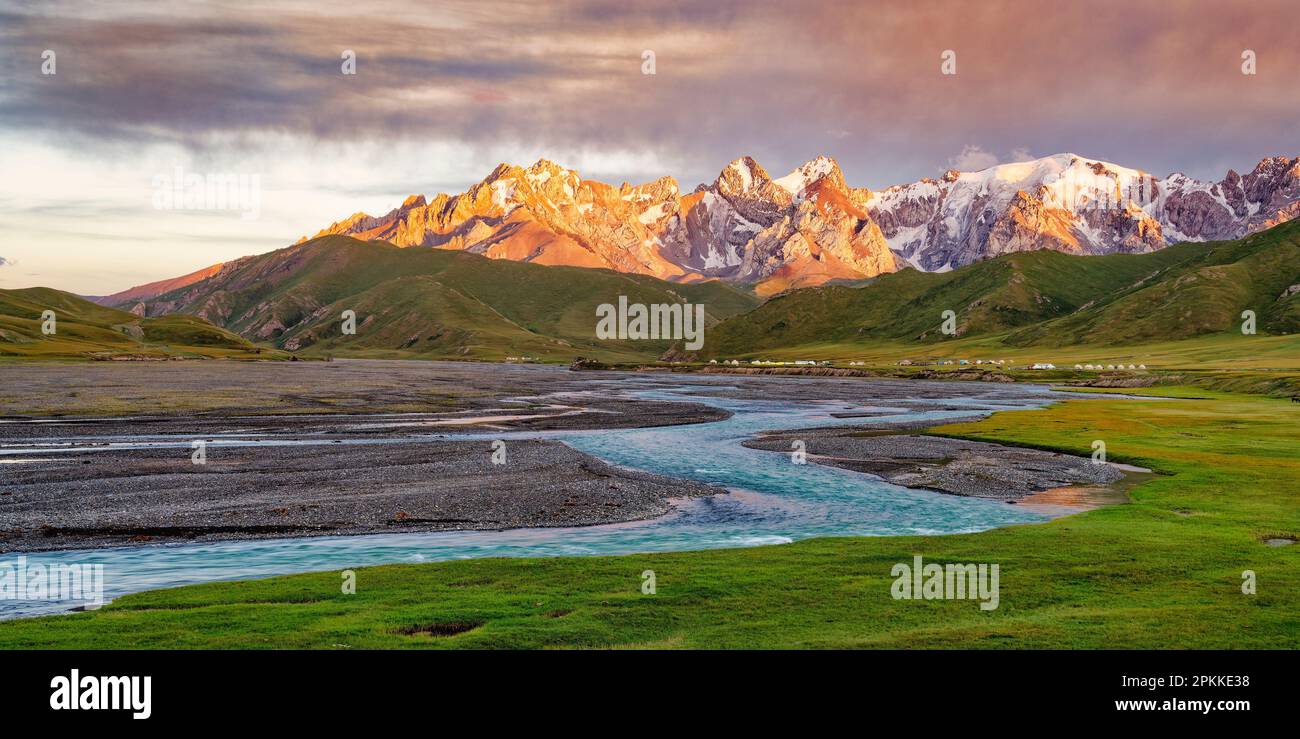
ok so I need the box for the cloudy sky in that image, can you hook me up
[1,0,1297,294]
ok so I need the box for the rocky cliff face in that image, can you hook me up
[93,262,227,309]
[310,159,688,279]
[308,155,902,295]
[303,152,1300,293]
[650,156,901,295]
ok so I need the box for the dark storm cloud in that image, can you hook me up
[1,0,1297,186]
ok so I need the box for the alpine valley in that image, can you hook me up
[60,152,1300,362]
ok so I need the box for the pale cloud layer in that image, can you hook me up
[947,146,1001,172]
[1,0,1297,293]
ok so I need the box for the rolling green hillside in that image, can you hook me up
[1005,222,1300,345]
[48,221,1300,363]
[0,287,273,360]
[702,220,1300,357]
[128,235,761,361]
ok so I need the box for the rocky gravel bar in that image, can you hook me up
[1,440,723,552]
[744,428,1126,500]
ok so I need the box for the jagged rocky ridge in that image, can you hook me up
[102,152,1300,307]
[304,155,905,297]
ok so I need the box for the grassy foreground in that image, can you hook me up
[1,387,1297,649]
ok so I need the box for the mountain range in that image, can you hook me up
[91,152,1300,310]
[283,152,1300,297]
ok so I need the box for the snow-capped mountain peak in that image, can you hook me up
[715,156,775,195]
[865,152,1299,271]
[773,155,844,197]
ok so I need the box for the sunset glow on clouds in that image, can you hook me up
[0,0,1296,293]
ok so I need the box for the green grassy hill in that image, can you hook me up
[128,235,761,362]
[1006,223,1300,345]
[702,220,1300,357]
[0,287,274,360]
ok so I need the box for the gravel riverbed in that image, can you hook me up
[0,359,1122,552]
